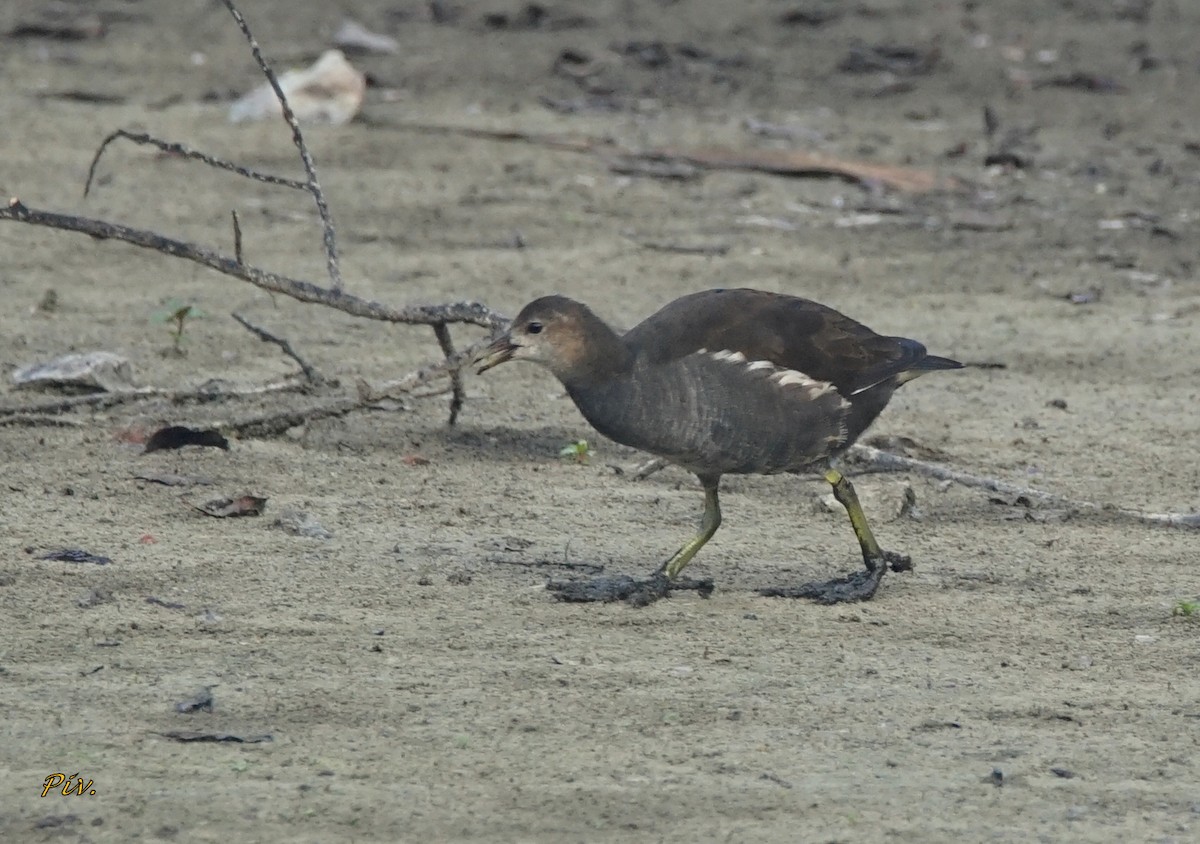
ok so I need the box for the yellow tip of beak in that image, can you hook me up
[474,336,516,374]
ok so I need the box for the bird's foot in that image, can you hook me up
[759,568,884,604]
[759,550,909,604]
[547,572,714,607]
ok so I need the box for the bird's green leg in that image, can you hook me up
[760,467,911,604]
[825,468,883,569]
[547,478,719,606]
[660,481,722,579]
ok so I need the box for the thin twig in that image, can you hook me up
[220,0,343,290]
[0,415,86,428]
[849,444,1200,529]
[224,397,361,438]
[365,338,489,398]
[231,312,322,384]
[409,386,454,399]
[226,339,489,438]
[1,199,506,331]
[632,457,667,480]
[636,240,731,256]
[629,444,1198,529]
[432,322,464,425]
[83,129,307,199]
[0,4,516,433]
[378,120,960,193]
[231,210,243,264]
[0,381,306,420]
[0,389,158,418]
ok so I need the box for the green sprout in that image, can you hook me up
[1172,600,1199,618]
[559,439,594,464]
[153,299,206,354]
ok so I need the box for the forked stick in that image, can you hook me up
[84,130,307,198]
[220,0,343,291]
[1,199,504,332]
[1,0,508,429]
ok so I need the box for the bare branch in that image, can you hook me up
[849,444,1200,529]
[226,338,490,438]
[1,199,507,331]
[231,210,244,264]
[632,443,1200,530]
[370,337,490,397]
[220,0,343,290]
[632,457,667,480]
[84,129,307,199]
[432,322,464,425]
[0,382,306,420]
[231,312,322,384]
[0,2,517,434]
[0,415,86,429]
[380,121,960,193]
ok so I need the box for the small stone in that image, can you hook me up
[12,351,135,392]
[272,509,332,540]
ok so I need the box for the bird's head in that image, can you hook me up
[474,295,614,381]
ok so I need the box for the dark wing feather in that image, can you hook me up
[623,288,928,394]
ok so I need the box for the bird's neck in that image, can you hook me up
[554,314,634,387]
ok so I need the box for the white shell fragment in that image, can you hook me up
[333,18,399,54]
[228,50,366,126]
[12,351,135,392]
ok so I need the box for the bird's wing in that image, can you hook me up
[623,288,929,395]
[570,347,852,476]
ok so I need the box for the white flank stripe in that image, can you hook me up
[700,349,846,407]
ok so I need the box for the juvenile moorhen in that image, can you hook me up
[475,288,962,605]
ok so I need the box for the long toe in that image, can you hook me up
[547,573,714,606]
[547,574,646,603]
[759,567,885,604]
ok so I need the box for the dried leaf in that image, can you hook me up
[37,549,112,565]
[194,495,267,518]
[143,426,229,454]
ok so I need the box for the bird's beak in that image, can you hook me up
[474,334,517,374]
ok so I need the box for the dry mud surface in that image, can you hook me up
[2,1,1199,842]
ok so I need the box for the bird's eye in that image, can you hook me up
[526,321,543,335]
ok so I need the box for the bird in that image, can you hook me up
[474,288,962,605]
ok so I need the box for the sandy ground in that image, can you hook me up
[2,1,1199,841]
